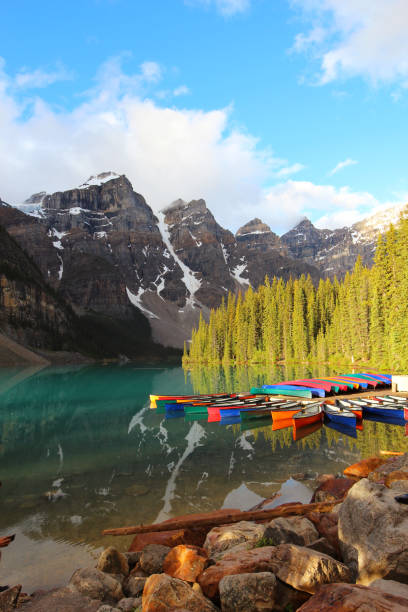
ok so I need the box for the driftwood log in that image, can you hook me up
[102,499,342,537]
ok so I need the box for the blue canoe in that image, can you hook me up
[362,404,404,419]
[262,384,325,398]
[323,404,356,427]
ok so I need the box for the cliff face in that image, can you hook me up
[2,173,403,352]
[280,206,407,278]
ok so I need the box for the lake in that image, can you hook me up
[0,363,407,592]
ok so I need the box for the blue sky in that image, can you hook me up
[1,0,408,233]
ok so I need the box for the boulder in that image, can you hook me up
[117,596,142,611]
[297,582,408,611]
[311,477,355,503]
[69,568,123,602]
[343,456,387,479]
[264,516,318,547]
[273,580,310,611]
[140,544,171,575]
[203,521,265,558]
[142,573,218,611]
[163,544,208,582]
[271,544,352,594]
[219,572,278,612]
[97,607,121,612]
[338,477,408,584]
[368,454,408,484]
[97,547,129,577]
[123,575,146,598]
[306,511,340,554]
[21,586,102,612]
[129,530,186,552]
[370,579,408,599]
[198,543,351,599]
[198,546,277,599]
[0,585,21,610]
[307,537,339,560]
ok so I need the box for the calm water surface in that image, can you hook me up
[0,363,406,591]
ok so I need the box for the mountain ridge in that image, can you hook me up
[2,172,404,352]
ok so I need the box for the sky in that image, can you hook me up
[1,0,408,234]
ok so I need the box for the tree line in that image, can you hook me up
[183,209,408,371]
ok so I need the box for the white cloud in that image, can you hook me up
[140,61,162,83]
[292,0,408,85]
[329,157,358,176]
[187,0,251,17]
[275,162,305,178]
[0,56,403,236]
[173,85,190,96]
[255,180,401,234]
[14,64,73,89]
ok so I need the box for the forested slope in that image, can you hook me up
[183,211,408,371]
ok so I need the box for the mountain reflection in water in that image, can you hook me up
[0,363,407,592]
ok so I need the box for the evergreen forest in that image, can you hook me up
[183,210,408,371]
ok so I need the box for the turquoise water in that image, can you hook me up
[0,364,406,592]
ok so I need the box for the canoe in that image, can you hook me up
[292,404,323,428]
[251,387,313,398]
[380,395,408,403]
[332,400,362,420]
[362,403,405,419]
[263,384,325,398]
[317,378,357,390]
[272,416,293,431]
[151,392,233,408]
[348,373,388,385]
[323,404,356,427]
[271,404,303,422]
[334,376,369,389]
[263,380,336,393]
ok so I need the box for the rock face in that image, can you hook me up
[142,573,218,611]
[281,204,408,279]
[338,477,408,584]
[3,173,403,351]
[218,572,278,612]
[297,582,408,611]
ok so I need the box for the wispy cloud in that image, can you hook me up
[292,0,408,86]
[140,61,162,83]
[14,63,73,89]
[187,0,251,17]
[329,158,358,176]
[173,85,190,96]
[275,162,305,178]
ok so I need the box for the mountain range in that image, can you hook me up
[0,172,405,360]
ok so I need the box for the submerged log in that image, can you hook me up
[102,499,342,537]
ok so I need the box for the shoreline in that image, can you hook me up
[2,452,408,610]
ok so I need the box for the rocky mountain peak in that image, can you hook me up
[236,218,272,236]
[78,171,121,189]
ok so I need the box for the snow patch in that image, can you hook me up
[78,172,120,188]
[126,286,159,319]
[57,253,63,280]
[156,211,201,306]
[231,261,250,286]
